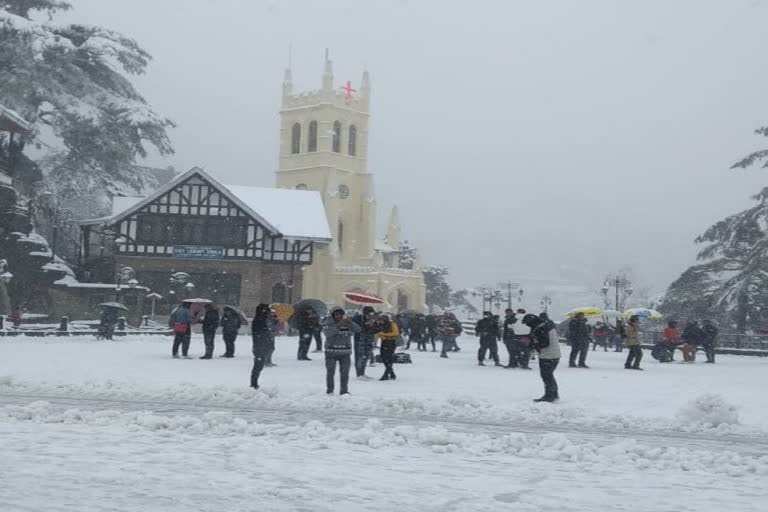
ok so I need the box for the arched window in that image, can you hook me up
[337,220,344,254]
[308,121,318,152]
[271,283,287,303]
[332,121,341,153]
[348,125,357,156]
[291,122,301,154]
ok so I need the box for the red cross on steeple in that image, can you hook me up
[341,80,356,104]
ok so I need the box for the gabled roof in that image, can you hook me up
[104,167,331,242]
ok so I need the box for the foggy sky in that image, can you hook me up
[58,0,768,302]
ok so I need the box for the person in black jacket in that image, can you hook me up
[199,304,220,359]
[475,311,502,366]
[250,304,273,389]
[681,320,703,362]
[523,313,562,402]
[502,309,519,367]
[701,319,718,363]
[407,314,427,351]
[425,314,438,352]
[567,312,591,368]
[219,307,242,358]
[297,308,320,361]
[352,306,379,379]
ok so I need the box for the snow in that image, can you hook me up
[375,238,397,253]
[1,335,767,510]
[52,274,148,290]
[225,184,332,241]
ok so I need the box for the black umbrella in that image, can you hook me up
[293,299,327,318]
[98,302,129,311]
[223,305,247,323]
[289,299,327,329]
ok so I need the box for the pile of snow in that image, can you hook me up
[677,394,741,428]
[1,401,765,477]
[0,377,762,438]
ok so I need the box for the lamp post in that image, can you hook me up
[498,281,521,310]
[601,273,633,312]
[0,259,12,316]
[115,266,135,302]
[145,292,163,320]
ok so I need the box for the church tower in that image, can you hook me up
[275,54,426,312]
[276,55,375,263]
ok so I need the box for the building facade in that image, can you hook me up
[276,59,426,312]
[81,167,330,315]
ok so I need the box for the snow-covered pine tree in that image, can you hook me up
[663,126,768,332]
[0,0,174,220]
[450,289,478,316]
[423,265,452,311]
[398,240,417,270]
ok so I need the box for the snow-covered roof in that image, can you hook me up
[375,239,397,253]
[101,167,331,242]
[225,184,331,242]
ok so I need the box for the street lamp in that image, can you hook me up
[0,259,12,315]
[115,266,136,301]
[601,273,633,311]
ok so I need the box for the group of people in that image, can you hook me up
[164,299,723,404]
[168,302,248,360]
[656,319,719,363]
[565,312,644,370]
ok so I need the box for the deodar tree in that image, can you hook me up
[0,0,174,218]
[663,125,768,332]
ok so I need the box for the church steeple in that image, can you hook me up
[360,69,371,109]
[386,205,401,249]
[322,49,334,92]
[282,67,293,98]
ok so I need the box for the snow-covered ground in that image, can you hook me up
[1,334,767,511]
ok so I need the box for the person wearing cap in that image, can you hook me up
[522,313,561,402]
[323,307,361,395]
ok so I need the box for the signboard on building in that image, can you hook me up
[172,246,225,259]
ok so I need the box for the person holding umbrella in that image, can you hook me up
[297,308,320,361]
[97,303,125,340]
[169,302,193,358]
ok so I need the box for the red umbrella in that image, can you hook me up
[343,288,385,305]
